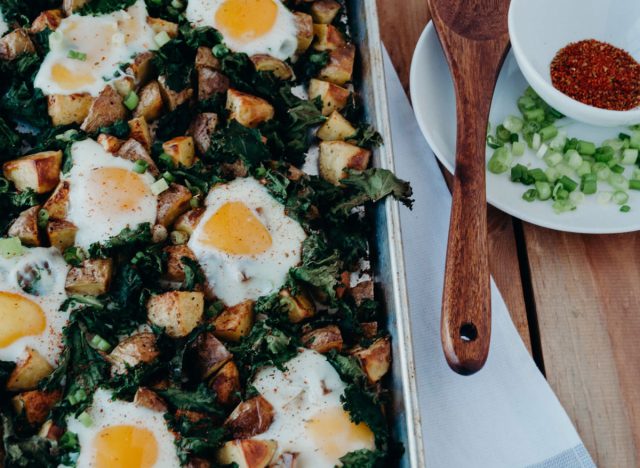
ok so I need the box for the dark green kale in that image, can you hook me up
[109,362,163,400]
[0,361,16,388]
[165,410,226,464]
[339,449,386,468]
[341,384,389,446]
[348,125,383,149]
[0,177,39,233]
[1,414,55,468]
[327,350,366,383]
[289,234,342,300]
[144,0,185,22]
[0,117,21,160]
[181,257,205,291]
[157,383,224,415]
[0,53,49,129]
[0,0,60,25]
[154,103,193,142]
[78,0,137,15]
[88,223,153,258]
[207,120,271,170]
[293,50,330,83]
[98,119,130,138]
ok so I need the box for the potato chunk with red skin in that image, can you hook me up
[43,181,70,220]
[353,337,392,383]
[12,390,62,426]
[318,141,370,185]
[108,332,160,376]
[302,325,343,354]
[3,151,62,194]
[65,258,113,296]
[156,183,193,228]
[217,439,277,468]
[8,206,41,247]
[226,89,274,128]
[147,291,204,338]
[192,332,233,379]
[208,361,241,406]
[225,395,274,439]
[213,300,255,342]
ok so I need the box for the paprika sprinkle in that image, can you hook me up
[550,39,640,111]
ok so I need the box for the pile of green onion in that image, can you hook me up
[487,87,640,213]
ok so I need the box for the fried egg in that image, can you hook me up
[67,389,180,468]
[0,247,69,366]
[34,0,157,96]
[66,138,158,248]
[186,0,298,60]
[252,349,376,466]
[188,177,306,306]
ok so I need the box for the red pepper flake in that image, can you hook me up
[550,39,640,111]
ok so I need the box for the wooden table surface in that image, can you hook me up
[375,1,640,466]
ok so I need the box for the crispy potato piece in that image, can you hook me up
[42,181,70,220]
[226,89,274,128]
[279,289,315,323]
[6,348,54,391]
[316,111,355,141]
[113,76,135,98]
[0,29,35,60]
[250,55,293,80]
[80,85,127,134]
[65,258,113,296]
[302,325,343,354]
[208,361,240,406]
[220,160,248,179]
[313,24,346,51]
[11,390,62,426]
[164,245,197,283]
[188,113,218,155]
[310,0,341,24]
[128,116,152,152]
[225,396,274,438]
[134,80,165,121]
[127,51,156,86]
[3,151,62,194]
[308,79,350,116]
[294,12,314,54]
[360,321,378,339]
[353,337,391,383]
[147,17,179,38]
[134,387,167,412]
[318,141,370,185]
[63,0,88,15]
[47,93,93,126]
[115,138,159,176]
[97,134,125,153]
[192,332,233,379]
[270,452,299,468]
[197,68,230,102]
[163,136,196,167]
[109,332,160,375]
[30,9,64,33]
[147,291,204,338]
[318,44,356,85]
[195,46,220,70]
[8,206,41,247]
[350,280,374,306]
[156,183,193,227]
[46,219,77,252]
[213,301,255,343]
[174,208,205,235]
[159,75,193,111]
[217,439,277,468]
[38,420,65,441]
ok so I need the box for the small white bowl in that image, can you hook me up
[509,0,640,127]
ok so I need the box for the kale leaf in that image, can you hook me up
[88,223,153,258]
[157,384,224,415]
[0,117,21,161]
[1,414,55,468]
[165,410,226,464]
[78,0,137,15]
[339,449,386,468]
[341,384,389,446]
[289,234,342,300]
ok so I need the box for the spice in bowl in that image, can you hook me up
[550,39,640,111]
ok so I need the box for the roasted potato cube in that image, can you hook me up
[188,113,218,154]
[0,29,36,60]
[156,183,193,227]
[318,44,356,85]
[116,138,159,176]
[147,291,204,338]
[208,361,240,406]
[113,76,135,98]
[127,51,155,86]
[63,0,88,15]
[6,348,54,391]
[11,390,62,426]
[147,17,179,38]
[38,420,65,441]
[226,89,274,128]
[316,111,355,141]
[313,24,346,51]
[270,452,299,468]
[174,208,205,235]
[8,206,41,247]
[80,85,127,134]
[97,134,125,154]
[109,332,160,375]
[195,46,220,70]
[159,75,193,111]
[217,439,277,468]
[128,116,152,152]
[279,289,315,323]
[310,0,341,24]
[360,321,378,339]
[163,136,196,167]
[350,280,374,306]
[30,9,64,33]
[192,332,232,379]
[47,93,92,126]
[164,245,197,283]
[353,337,391,383]
[65,258,113,296]
[134,387,167,412]
[302,325,343,354]
[225,395,274,438]
[46,220,77,251]
[294,12,314,54]
[213,300,255,342]
[42,181,70,220]
[134,80,164,121]
[3,151,62,194]
[318,141,370,185]
[250,55,293,80]
[197,68,230,101]
[308,79,349,116]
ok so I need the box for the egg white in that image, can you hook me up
[65,138,158,249]
[0,247,69,365]
[34,0,157,96]
[252,349,376,466]
[67,389,181,468]
[188,177,306,306]
[0,10,8,37]
[185,0,298,60]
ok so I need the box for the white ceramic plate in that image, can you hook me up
[410,23,640,234]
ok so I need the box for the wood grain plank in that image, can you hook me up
[524,225,640,467]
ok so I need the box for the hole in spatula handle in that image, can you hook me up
[459,322,478,342]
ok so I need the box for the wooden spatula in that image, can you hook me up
[428,0,511,375]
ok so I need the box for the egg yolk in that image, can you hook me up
[215,0,278,42]
[199,201,272,255]
[94,425,158,468]
[51,64,96,91]
[87,167,153,215]
[306,407,375,459]
[0,292,46,349]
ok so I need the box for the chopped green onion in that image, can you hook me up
[543,151,562,167]
[535,181,551,200]
[189,197,200,208]
[597,191,612,205]
[90,335,111,352]
[621,148,638,165]
[522,189,537,202]
[171,0,183,8]
[629,179,640,191]
[170,230,189,245]
[620,205,631,212]
[151,179,169,195]
[512,141,526,156]
[581,174,598,195]
[608,173,629,191]
[594,146,614,162]
[564,149,582,169]
[569,191,584,205]
[162,171,175,183]
[212,43,229,58]
[523,108,545,122]
[495,124,511,143]
[55,129,79,142]
[629,131,640,150]
[0,237,24,258]
[610,164,625,174]
[487,147,511,174]
[612,191,629,205]
[67,50,87,61]
[503,115,524,133]
[78,411,93,428]
[545,167,560,183]
[37,209,49,229]
[576,140,596,156]
[133,159,148,174]
[536,143,549,159]
[531,133,542,150]
[619,133,631,141]
[486,134,503,149]
[124,91,139,110]
[539,124,558,142]
[552,199,576,213]
[68,388,87,405]
[558,175,578,192]
[576,161,592,178]
[63,246,86,266]
[154,31,171,48]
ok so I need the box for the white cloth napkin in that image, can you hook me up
[383,49,596,468]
